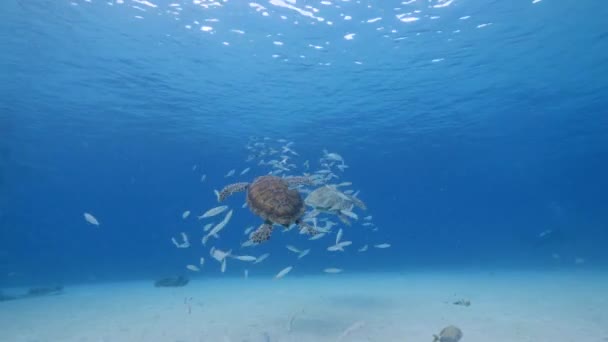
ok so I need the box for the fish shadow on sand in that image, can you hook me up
[0,286,64,302]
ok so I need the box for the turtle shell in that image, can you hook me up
[305,186,350,211]
[246,175,305,226]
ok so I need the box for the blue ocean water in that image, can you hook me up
[1,0,607,290]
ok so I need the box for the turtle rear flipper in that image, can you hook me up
[218,182,249,202]
[251,222,273,243]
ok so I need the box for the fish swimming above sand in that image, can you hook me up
[182,210,191,219]
[202,209,233,245]
[374,243,391,249]
[199,205,228,219]
[172,232,190,248]
[83,212,100,226]
[240,167,251,175]
[336,228,343,244]
[297,249,310,259]
[231,255,257,262]
[186,265,200,272]
[203,223,214,232]
[254,253,270,264]
[286,245,302,254]
[309,233,326,240]
[341,210,358,220]
[200,174,207,182]
[324,268,343,274]
[274,266,293,279]
[327,241,352,252]
[210,247,232,262]
[358,244,368,252]
[241,240,255,248]
[225,169,236,177]
[322,149,345,165]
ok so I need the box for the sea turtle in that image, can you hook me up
[218,175,318,243]
[433,325,463,342]
[304,185,366,225]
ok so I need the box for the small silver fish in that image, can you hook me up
[274,266,293,279]
[297,249,310,259]
[340,210,358,220]
[83,212,100,226]
[199,205,228,219]
[286,245,301,254]
[254,253,270,264]
[323,268,343,274]
[309,233,326,240]
[231,255,257,262]
[203,223,214,232]
[202,210,233,245]
[327,241,352,252]
[225,169,235,177]
[186,265,200,272]
[336,228,343,244]
[171,232,190,248]
[374,243,391,249]
[244,226,255,235]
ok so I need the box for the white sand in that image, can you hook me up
[1,270,607,342]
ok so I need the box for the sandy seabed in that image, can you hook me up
[1,270,607,342]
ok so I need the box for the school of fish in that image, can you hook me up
[161,137,392,279]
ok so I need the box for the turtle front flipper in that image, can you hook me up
[218,182,249,202]
[297,220,320,236]
[251,222,274,243]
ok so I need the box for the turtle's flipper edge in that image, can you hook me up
[251,222,273,243]
[219,182,249,201]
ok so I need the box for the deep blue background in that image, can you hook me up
[1,0,607,285]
